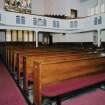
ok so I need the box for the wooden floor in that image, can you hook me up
[0,61,28,105]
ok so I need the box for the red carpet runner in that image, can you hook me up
[0,61,28,105]
[62,89,105,105]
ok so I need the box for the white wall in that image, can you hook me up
[44,0,79,16]
[52,32,94,43]
[78,0,97,17]
[101,30,105,42]
[52,30,105,43]
[32,0,44,15]
[78,0,105,17]
[0,0,4,10]
[1,0,79,16]
[2,0,104,18]
[39,0,105,17]
[1,0,94,17]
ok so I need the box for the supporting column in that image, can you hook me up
[97,29,101,47]
[35,31,39,48]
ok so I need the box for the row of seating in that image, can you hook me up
[0,43,105,105]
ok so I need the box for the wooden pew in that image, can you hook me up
[4,42,36,66]
[10,48,38,73]
[18,47,97,78]
[11,48,59,74]
[0,42,36,64]
[16,49,92,81]
[6,46,36,71]
[32,56,105,105]
[7,47,58,73]
[3,44,97,69]
[10,48,65,76]
[22,52,101,92]
[9,47,59,71]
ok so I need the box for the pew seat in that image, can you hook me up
[42,73,105,97]
[41,73,105,105]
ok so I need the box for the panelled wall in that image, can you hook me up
[2,30,36,42]
[1,30,105,43]
[0,30,98,43]
[52,32,94,43]
[1,30,103,43]
[52,30,105,43]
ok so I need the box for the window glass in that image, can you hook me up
[21,16,25,24]
[53,20,59,28]
[33,18,37,25]
[70,21,73,28]
[43,19,47,26]
[16,16,20,24]
[98,16,102,24]
[53,20,56,27]
[94,17,98,25]
[57,21,59,28]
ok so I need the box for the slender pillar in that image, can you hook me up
[35,31,39,48]
[97,0,102,47]
[97,30,101,47]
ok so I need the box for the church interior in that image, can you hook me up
[0,0,105,105]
